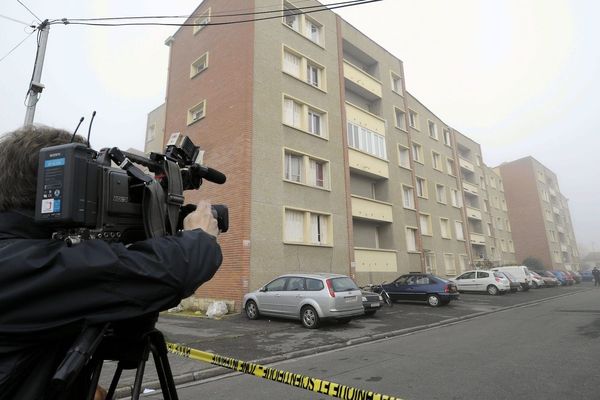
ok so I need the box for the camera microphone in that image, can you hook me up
[86,111,96,147]
[193,164,226,184]
[70,117,84,143]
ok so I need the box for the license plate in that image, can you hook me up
[370,303,379,308]
[344,296,356,302]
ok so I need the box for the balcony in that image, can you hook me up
[557,225,564,233]
[561,244,568,252]
[345,103,386,136]
[466,206,482,220]
[351,195,393,223]
[354,247,397,272]
[343,60,382,100]
[462,181,479,196]
[470,233,486,246]
[459,157,475,173]
[549,187,557,197]
[348,148,389,179]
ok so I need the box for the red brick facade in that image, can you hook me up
[164,0,255,306]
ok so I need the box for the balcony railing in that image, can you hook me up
[557,225,564,233]
[459,157,475,172]
[549,187,557,197]
[354,247,397,272]
[351,195,393,223]
[343,60,382,99]
[466,206,482,220]
[348,148,389,179]
[552,206,560,214]
[462,181,479,195]
[345,103,386,136]
[561,244,568,252]
[470,233,486,246]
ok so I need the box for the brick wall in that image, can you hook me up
[164,0,255,308]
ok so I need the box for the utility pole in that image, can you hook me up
[24,19,50,126]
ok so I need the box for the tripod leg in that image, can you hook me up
[85,359,104,400]
[149,330,179,400]
[106,364,124,400]
[131,340,150,400]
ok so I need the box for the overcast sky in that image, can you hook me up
[1,0,598,254]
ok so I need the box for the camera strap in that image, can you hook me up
[165,160,184,235]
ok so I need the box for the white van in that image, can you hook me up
[491,266,531,291]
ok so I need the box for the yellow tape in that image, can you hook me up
[166,342,401,400]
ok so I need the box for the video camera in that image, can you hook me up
[34,132,228,245]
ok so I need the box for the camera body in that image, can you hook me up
[35,133,227,244]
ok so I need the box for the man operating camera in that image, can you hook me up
[0,125,223,399]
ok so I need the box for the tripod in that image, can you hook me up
[52,314,179,400]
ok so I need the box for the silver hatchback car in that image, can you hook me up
[243,273,364,328]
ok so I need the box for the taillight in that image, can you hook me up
[495,277,501,283]
[326,279,336,298]
[444,284,450,293]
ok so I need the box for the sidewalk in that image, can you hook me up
[106,284,593,397]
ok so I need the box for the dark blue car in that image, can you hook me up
[381,273,459,307]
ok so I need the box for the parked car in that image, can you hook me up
[380,273,459,307]
[361,290,383,316]
[528,271,546,289]
[533,270,560,287]
[550,270,572,286]
[243,273,364,329]
[568,271,582,284]
[499,271,521,292]
[581,270,594,282]
[451,270,510,295]
[491,266,531,291]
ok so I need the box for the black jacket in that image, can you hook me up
[0,210,223,399]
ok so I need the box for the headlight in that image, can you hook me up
[361,296,367,302]
[378,295,383,301]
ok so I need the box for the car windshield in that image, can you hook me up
[330,277,359,292]
[494,272,507,279]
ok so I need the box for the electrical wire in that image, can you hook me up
[16,0,42,23]
[0,13,33,26]
[0,31,35,63]
[60,0,371,22]
[50,0,382,28]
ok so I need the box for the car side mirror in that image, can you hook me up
[259,287,267,292]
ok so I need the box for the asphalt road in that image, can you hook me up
[148,287,600,400]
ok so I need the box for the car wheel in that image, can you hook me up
[487,285,499,296]
[427,294,440,307]
[338,318,352,324]
[440,300,450,306]
[245,300,259,320]
[531,281,538,289]
[364,310,377,316]
[301,306,320,329]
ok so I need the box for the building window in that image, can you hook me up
[284,208,330,245]
[283,2,323,45]
[508,240,515,253]
[402,185,415,209]
[506,219,511,232]
[500,239,507,252]
[425,253,437,274]
[411,142,423,164]
[428,121,438,140]
[420,214,432,236]
[490,176,497,188]
[405,227,418,252]
[501,198,507,211]
[408,110,418,129]
[398,145,410,169]
[443,129,452,146]
[440,218,451,239]
[284,149,329,189]
[455,221,465,241]
[436,184,447,204]
[282,47,325,89]
[487,223,493,236]
[450,188,462,208]
[446,158,456,176]
[190,52,209,78]
[347,122,387,159]
[459,255,469,273]
[187,100,206,125]
[146,124,155,142]
[432,151,442,171]
[193,8,211,34]
[416,177,428,198]
[391,71,402,94]
[283,96,327,138]
[444,254,456,275]
[395,108,406,130]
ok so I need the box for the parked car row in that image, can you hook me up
[242,267,585,329]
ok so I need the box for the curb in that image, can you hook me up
[116,288,590,398]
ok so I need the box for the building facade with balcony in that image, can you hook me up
[497,157,580,270]
[156,0,523,307]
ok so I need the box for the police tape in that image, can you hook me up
[166,342,401,400]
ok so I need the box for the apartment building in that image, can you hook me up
[498,157,580,270]
[145,103,166,154]
[157,0,518,306]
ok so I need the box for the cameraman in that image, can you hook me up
[0,125,223,399]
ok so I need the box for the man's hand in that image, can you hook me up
[183,200,219,237]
